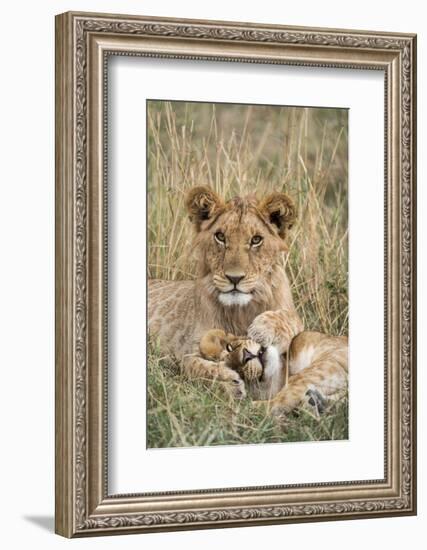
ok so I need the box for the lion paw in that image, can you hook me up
[219,368,246,399]
[247,311,277,347]
[305,388,327,415]
[222,378,246,400]
[248,309,302,354]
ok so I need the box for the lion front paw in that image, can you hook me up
[248,309,302,353]
[248,311,280,348]
[218,366,247,399]
[225,379,247,399]
[305,388,327,416]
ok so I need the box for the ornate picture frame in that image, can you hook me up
[55,11,417,537]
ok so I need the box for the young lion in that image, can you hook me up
[149,186,303,398]
[199,329,348,414]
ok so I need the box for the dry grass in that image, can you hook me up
[147,100,348,448]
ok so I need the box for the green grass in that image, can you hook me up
[147,100,349,448]
[147,342,348,448]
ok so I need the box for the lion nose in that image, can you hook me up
[225,274,244,286]
[243,348,256,363]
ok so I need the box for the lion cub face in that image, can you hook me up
[224,338,266,382]
[185,186,296,307]
[199,329,265,382]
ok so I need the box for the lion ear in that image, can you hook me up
[258,192,296,238]
[185,186,224,231]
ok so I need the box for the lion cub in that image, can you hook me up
[199,329,286,401]
[199,329,348,415]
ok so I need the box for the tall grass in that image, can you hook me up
[147,100,348,448]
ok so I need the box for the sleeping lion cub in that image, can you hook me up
[199,329,348,415]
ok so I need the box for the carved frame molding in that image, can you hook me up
[55,11,416,537]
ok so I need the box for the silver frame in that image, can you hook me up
[55,11,417,537]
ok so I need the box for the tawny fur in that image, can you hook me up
[259,331,348,415]
[198,329,239,361]
[198,329,348,414]
[148,186,303,396]
[199,329,265,383]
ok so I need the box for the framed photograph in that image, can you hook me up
[55,11,417,537]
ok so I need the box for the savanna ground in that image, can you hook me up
[147,100,348,448]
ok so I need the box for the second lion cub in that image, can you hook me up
[199,329,348,415]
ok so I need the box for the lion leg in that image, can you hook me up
[267,361,347,416]
[182,355,246,399]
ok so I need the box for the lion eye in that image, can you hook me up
[214,231,225,244]
[250,235,263,247]
[226,343,233,352]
